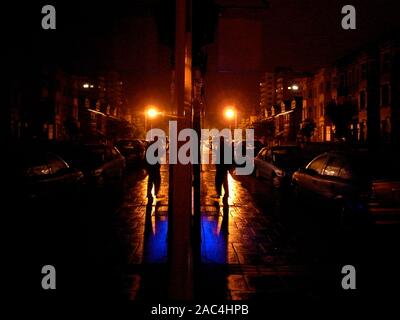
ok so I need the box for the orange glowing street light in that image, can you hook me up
[145,106,161,133]
[224,107,235,120]
[146,107,159,119]
[224,106,237,129]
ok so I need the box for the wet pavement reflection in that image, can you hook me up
[143,202,168,264]
[13,163,400,302]
[201,205,229,264]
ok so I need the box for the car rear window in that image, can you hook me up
[307,154,328,174]
[323,156,344,177]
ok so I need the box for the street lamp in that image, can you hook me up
[225,108,235,120]
[145,106,160,134]
[147,107,159,119]
[224,106,237,130]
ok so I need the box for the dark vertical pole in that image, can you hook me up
[168,0,193,300]
[391,48,399,147]
[192,73,202,263]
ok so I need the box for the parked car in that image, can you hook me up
[115,139,145,166]
[232,140,263,169]
[252,140,264,156]
[141,139,150,148]
[254,145,303,189]
[77,144,126,187]
[292,150,400,225]
[42,142,126,188]
[237,139,263,154]
[300,142,348,164]
[9,145,85,201]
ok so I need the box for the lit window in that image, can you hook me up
[381,84,390,106]
[326,126,331,142]
[359,91,366,110]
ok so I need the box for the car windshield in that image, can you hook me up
[46,144,100,169]
[12,151,48,176]
[9,148,55,178]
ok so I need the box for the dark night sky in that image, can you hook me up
[209,0,400,72]
[262,0,400,71]
[5,1,400,71]
[3,0,400,119]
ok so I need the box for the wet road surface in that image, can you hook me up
[9,164,400,303]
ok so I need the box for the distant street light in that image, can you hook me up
[225,108,235,120]
[145,106,161,134]
[147,107,159,119]
[224,106,237,130]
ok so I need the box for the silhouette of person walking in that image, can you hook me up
[214,136,231,200]
[146,138,164,200]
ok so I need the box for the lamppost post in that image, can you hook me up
[168,0,193,300]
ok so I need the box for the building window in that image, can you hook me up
[348,71,352,87]
[381,118,391,143]
[332,76,337,88]
[325,81,331,93]
[355,68,359,85]
[340,74,346,87]
[326,126,331,142]
[359,91,366,110]
[382,53,391,73]
[381,84,390,106]
[279,116,284,131]
[359,122,366,143]
[361,63,367,80]
[41,87,49,98]
[369,61,378,77]
[56,103,61,115]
